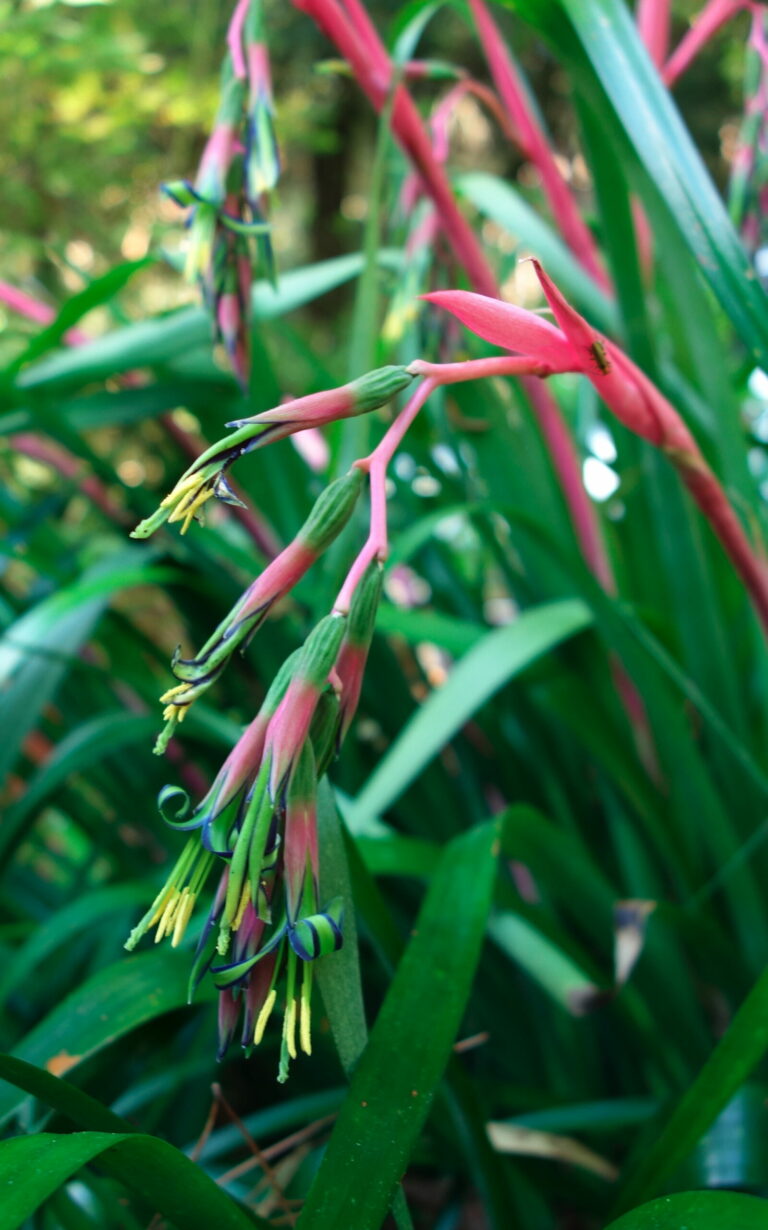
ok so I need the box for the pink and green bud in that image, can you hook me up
[220,757,277,946]
[266,613,347,798]
[283,741,318,920]
[226,364,415,440]
[155,647,301,837]
[335,560,383,744]
[131,377,386,541]
[243,0,280,200]
[197,63,246,203]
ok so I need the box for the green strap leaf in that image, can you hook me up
[348,599,592,823]
[0,950,207,1126]
[0,1054,133,1134]
[606,1190,768,1230]
[297,819,501,1230]
[17,252,402,390]
[613,964,768,1214]
[553,0,768,365]
[0,1131,266,1230]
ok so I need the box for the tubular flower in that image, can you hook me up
[131,365,414,540]
[154,471,364,751]
[427,264,768,634]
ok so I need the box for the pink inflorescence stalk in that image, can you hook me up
[291,0,615,605]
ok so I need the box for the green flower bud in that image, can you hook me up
[349,365,414,413]
[296,614,347,690]
[299,468,365,555]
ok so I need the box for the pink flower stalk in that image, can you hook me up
[227,0,252,79]
[664,0,751,86]
[226,365,415,441]
[429,266,768,635]
[334,560,383,744]
[467,0,609,289]
[292,0,614,605]
[636,0,672,69]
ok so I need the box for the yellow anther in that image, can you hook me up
[159,683,190,704]
[160,473,202,508]
[155,890,181,943]
[284,998,298,1060]
[232,882,252,932]
[147,884,176,928]
[160,683,194,725]
[253,989,277,1046]
[179,486,215,535]
[171,890,196,948]
[167,481,214,534]
[300,992,312,1057]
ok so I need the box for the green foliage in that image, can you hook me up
[3,0,768,1228]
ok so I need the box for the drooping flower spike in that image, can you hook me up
[131,365,414,540]
[153,470,364,752]
[162,0,282,387]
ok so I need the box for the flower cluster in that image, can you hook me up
[163,0,279,389]
[127,366,406,1077]
[127,576,380,1079]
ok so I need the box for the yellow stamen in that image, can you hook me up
[147,884,176,928]
[284,998,298,1060]
[155,890,181,943]
[232,882,252,932]
[171,889,196,948]
[253,989,277,1045]
[169,485,214,534]
[160,682,194,725]
[159,683,190,704]
[300,991,312,1056]
[160,473,203,508]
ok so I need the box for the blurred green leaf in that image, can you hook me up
[0,1131,266,1230]
[349,599,592,823]
[0,950,204,1126]
[606,1191,768,1230]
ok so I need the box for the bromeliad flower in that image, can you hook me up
[426,264,768,634]
[131,365,415,540]
[154,470,363,752]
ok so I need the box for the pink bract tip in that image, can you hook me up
[422,288,580,368]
